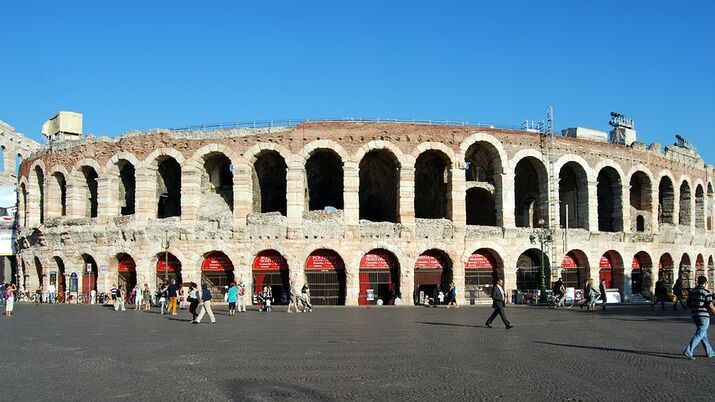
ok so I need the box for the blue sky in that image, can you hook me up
[1,1,714,161]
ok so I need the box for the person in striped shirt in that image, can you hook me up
[682,275,715,360]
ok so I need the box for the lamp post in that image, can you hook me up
[161,231,172,282]
[529,218,554,303]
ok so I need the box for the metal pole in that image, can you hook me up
[540,234,545,302]
[164,231,169,282]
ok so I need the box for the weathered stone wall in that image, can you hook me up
[15,122,715,304]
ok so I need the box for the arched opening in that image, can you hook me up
[49,172,67,217]
[465,249,504,304]
[695,185,705,229]
[20,183,28,226]
[600,251,624,297]
[516,249,550,300]
[632,251,653,297]
[305,150,344,211]
[695,254,705,286]
[629,172,652,232]
[34,257,43,293]
[117,254,137,293]
[359,150,399,222]
[359,249,400,305]
[118,160,136,216]
[81,254,98,294]
[597,167,622,232]
[252,250,289,304]
[157,157,181,218]
[678,253,692,288]
[465,188,496,226]
[201,153,233,214]
[414,249,452,305]
[33,166,45,224]
[305,249,346,306]
[708,256,715,292]
[78,166,98,218]
[679,181,692,227]
[415,150,451,219]
[52,256,66,298]
[560,250,589,291]
[156,253,182,285]
[658,176,675,225]
[252,151,287,215]
[515,157,548,228]
[658,253,674,285]
[558,162,588,229]
[202,251,234,299]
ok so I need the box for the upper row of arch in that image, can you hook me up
[20,132,713,192]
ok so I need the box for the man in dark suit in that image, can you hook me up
[485,278,513,329]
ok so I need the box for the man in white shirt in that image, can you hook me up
[47,283,56,304]
[485,278,513,329]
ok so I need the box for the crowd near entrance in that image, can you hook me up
[252,250,289,305]
[413,250,452,305]
[202,252,234,300]
[305,249,345,306]
[359,249,399,305]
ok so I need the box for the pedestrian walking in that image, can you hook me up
[4,283,16,317]
[446,281,458,308]
[188,283,200,323]
[227,282,238,316]
[236,278,247,313]
[47,283,56,304]
[167,279,178,316]
[143,283,151,311]
[682,275,715,360]
[485,278,512,329]
[651,278,667,310]
[133,284,142,311]
[116,286,126,311]
[586,278,599,311]
[672,277,688,311]
[300,283,312,312]
[599,279,607,311]
[158,283,168,315]
[195,284,216,324]
[287,280,299,313]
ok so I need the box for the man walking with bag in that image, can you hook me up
[195,284,216,324]
[485,278,513,329]
[682,275,714,359]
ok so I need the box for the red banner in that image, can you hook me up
[360,250,396,270]
[202,252,234,272]
[118,255,136,272]
[465,252,495,270]
[599,255,612,269]
[415,252,446,269]
[561,255,578,269]
[252,251,288,271]
[156,254,182,273]
[306,251,344,271]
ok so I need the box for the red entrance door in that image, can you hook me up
[306,250,345,306]
[253,251,289,304]
[414,251,450,304]
[156,254,182,285]
[599,255,612,288]
[202,252,234,299]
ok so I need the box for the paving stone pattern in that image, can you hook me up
[1,304,714,401]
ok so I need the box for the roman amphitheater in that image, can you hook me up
[14,119,715,305]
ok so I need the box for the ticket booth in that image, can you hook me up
[202,252,234,300]
[118,254,137,292]
[465,249,501,304]
[305,249,345,306]
[156,253,182,286]
[414,250,451,305]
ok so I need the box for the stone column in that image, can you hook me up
[620,184,631,233]
[451,165,466,226]
[343,162,359,225]
[587,180,599,231]
[500,172,516,228]
[181,167,201,222]
[344,258,359,306]
[650,186,659,233]
[672,185,680,229]
[453,257,466,306]
[286,162,305,229]
[690,190,697,233]
[97,176,113,223]
[233,163,252,225]
[399,165,415,224]
[133,167,154,225]
[622,264,633,303]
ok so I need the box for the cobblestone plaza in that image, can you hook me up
[2,304,713,401]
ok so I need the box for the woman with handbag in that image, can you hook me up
[188,283,200,323]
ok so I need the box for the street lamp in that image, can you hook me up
[161,231,174,282]
[529,218,554,303]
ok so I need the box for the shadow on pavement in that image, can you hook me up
[533,340,683,360]
[418,321,482,328]
[222,380,332,402]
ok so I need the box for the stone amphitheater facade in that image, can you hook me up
[15,121,715,305]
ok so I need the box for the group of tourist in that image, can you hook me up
[651,276,694,312]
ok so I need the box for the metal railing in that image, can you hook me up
[169,117,523,132]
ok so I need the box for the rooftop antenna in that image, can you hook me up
[608,112,637,145]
